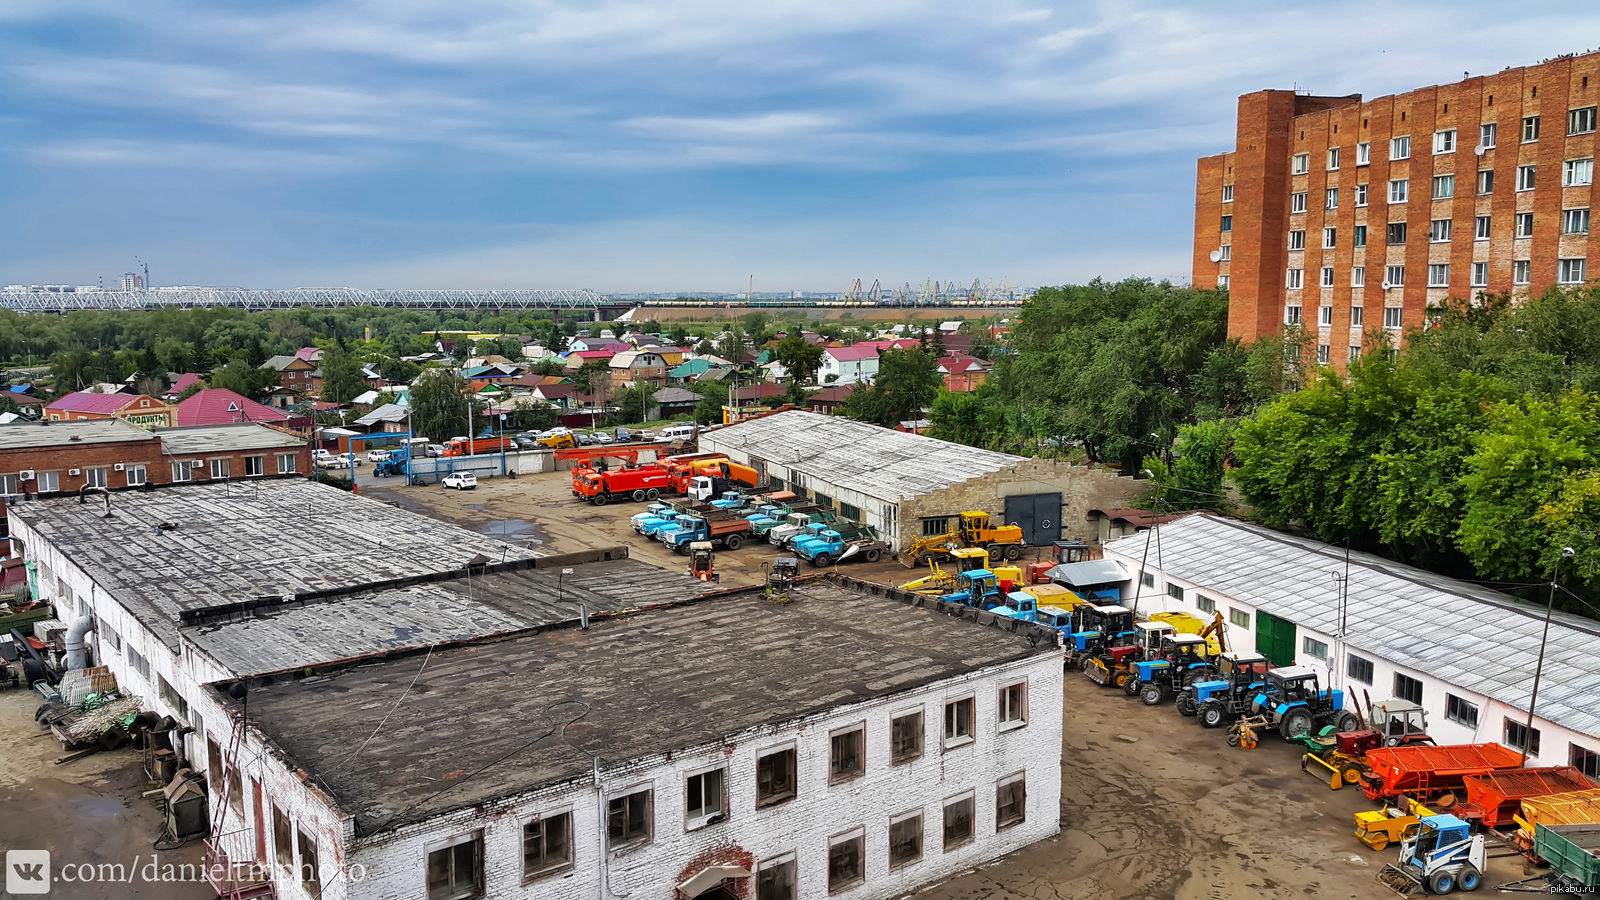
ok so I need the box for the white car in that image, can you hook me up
[366,449,392,463]
[320,455,352,470]
[442,472,478,490]
[588,431,613,444]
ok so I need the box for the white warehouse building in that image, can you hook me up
[1104,513,1600,778]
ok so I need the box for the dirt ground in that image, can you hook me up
[364,468,1537,899]
[0,689,212,899]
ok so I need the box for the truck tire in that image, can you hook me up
[1199,702,1225,728]
[864,548,881,563]
[1004,544,1022,560]
[812,553,831,567]
[632,489,646,502]
[986,545,1002,563]
[725,534,743,550]
[646,489,660,501]
[1176,694,1197,717]
[1335,712,1361,733]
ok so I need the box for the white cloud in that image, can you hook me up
[622,112,841,138]
[30,139,350,171]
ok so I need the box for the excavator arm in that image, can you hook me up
[898,532,959,568]
[1199,611,1229,655]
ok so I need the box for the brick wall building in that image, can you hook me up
[1195,51,1599,370]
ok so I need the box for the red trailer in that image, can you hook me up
[442,436,515,457]
[577,465,670,505]
[1457,766,1594,829]
[1359,743,1526,808]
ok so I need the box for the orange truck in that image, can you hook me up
[442,436,516,457]
[575,465,670,505]
[664,453,729,494]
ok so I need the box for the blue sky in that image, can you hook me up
[2,1,1596,293]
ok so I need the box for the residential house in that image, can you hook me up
[567,338,632,354]
[820,345,880,385]
[667,358,714,385]
[937,356,991,392]
[44,392,176,429]
[174,389,292,427]
[532,384,577,408]
[259,385,303,410]
[262,349,322,395]
[609,350,669,388]
[6,385,46,414]
[354,403,411,435]
[729,384,787,408]
[0,419,310,495]
[641,344,685,365]
[806,384,855,415]
[651,387,701,419]
[169,373,205,396]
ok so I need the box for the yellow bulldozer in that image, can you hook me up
[898,511,1026,567]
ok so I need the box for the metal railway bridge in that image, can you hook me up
[0,288,631,318]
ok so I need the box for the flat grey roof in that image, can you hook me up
[0,419,156,449]
[1106,514,1600,741]
[185,558,707,676]
[10,480,533,650]
[1045,559,1131,587]
[157,423,306,455]
[230,579,1056,836]
[700,409,1024,502]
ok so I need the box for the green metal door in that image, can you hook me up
[1255,611,1297,667]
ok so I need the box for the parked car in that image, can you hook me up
[589,431,613,444]
[657,423,699,443]
[576,432,594,446]
[366,449,392,463]
[442,472,478,490]
[512,434,539,449]
[320,455,352,469]
[425,444,445,458]
[615,427,632,443]
[634,429,654,441]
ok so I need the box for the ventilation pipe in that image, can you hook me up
[65,615,96,671]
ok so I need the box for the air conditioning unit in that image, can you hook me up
[18,470,34,481]
[190,460,204,469]
[69,468,81,476]
[113,463,126,472]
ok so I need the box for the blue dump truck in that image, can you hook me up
[792,528,890,567]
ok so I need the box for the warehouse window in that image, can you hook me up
[523,812,572,879]
[171,461,192,483]
[244,456,264,477]
[1140,572,1155,588]
[838,501,861,520]
[1394,673,1423,705]
[1195,595,1216,614]
[891,711,923,765]
[425,832,483,900]
[942,793,974,850]
[995,773,1027,830]
[889,811,923,870]
[273,806,293,871]
[127,646,150,680]
[813,492,833,509]
[1505,719,1541,755]
[606,789,652,847]
[830,724,864,783]
[298,831,322,900]
[685,768,726,831]
[921,517,950,537]
[158,675,188,721]
[756,855,796,900]
[944,697,974,749]
[828,828,865,893]
[1229,608,1250,630]
[756,746,796,807]
[1302,637,1328,660]
[85,467,109,488]
[1347,655,1374,685]
[1446,694,1479,729]
[1571,745,1600,780]
[1166,583,1184,601]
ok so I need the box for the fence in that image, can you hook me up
[394,450,552,485]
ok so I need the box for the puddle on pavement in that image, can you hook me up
[482,519,545,545]
[63,795,128,818]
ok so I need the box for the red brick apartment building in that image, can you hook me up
[1195,51,1598,370]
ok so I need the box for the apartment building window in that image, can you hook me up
[299,832,322,900]
[1286,269,1303,289]
[1346,656,1373,687]
[1389,179,1409,203]
[171,461,193,482]
[1355,183,1369,206]
[1472,262,1488,287]
[1446,695,1480,729]
[1323,227,1337,248]
[1515,212,1535,238]
[124,464,146,486]
[1433,129,1455,154]
[1327,147,1340,169]
[889,812,923,870]
[209,458,230,479]
[1565,158,1594,187]
[1383,307,1403,329]
[127,646,150,680]
[84,467,108,488]
[606,789,652,847]
[1220,215,1232,232]
[756,856,796,900]
[1229,608,1250,629]
[1316,344,1330,364]
[1430,219,1451,242]
[1428,264,1450,287]
[1292,152,1310,175]
[1475,215,1492,239]
[1321,268,1335,288]
[1357,141,1371,165]
[1318,304,1333,325]
[1432,174,1454,199]
[756,746,797,807]
[995,773,1027,830]
[426,833,483,900]
[830,724,865,782]
[1351,305,1364,326]
[1219,244,1230,260]
[891,711,924,764]
[1288,229,1306,250]
[37,470,59,492]
[1302,636,1329,660]
[1572,106,1599,135]
[1394,673,1423,705]
[1479,122,1497,149]
[1505,718,1541,755]
[1217,275,1230,290]
[685,768,726,830]
[1514,260,1531,285]
[942,793,974,850]
[1349,345,1363,362]
[1517,164,1536,191]
[944,697,974,748]
[244,455,264,477]
[1353,225,1367,248]
[1573,745,1600,781]
[1290,192,1307,214]
[1523,115,1541,142]
[828,830,865,893]
[1352,267,1366,288]
[1222,184,1233,202]
[1391,136,1410,159]
[1477,170,1494,195]
[276,453,297,474]
[1387,222,1407,245]
[1285,305,1302,325]
[1560,259,1588,284]
[1325,188,1339,209]
[522,813,573,879]
[998,682,1027,730]
[1564,208,1591,235]
[1195,595,1216,614]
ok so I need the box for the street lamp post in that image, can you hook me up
[1519,546,1577,765]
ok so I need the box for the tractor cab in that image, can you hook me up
[1266,666,1327,704]
[1036,605,1075,635]
[993,591,1038,623]
[943,569,1000,608]
[1051,539,1090,564]
[1254,665,1355,739]
[1215,651,1271,681]
[1134,621,1177,659]
[950,547,992,572]
[688,541,719,583]
[1068,604,1133,654]
[1367,699,1433,748]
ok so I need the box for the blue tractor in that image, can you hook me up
[1249,666,1361,739]
[1125,633,1216,706]
[374,448,411,478]
[941,570,1003,609]
[1184,651,1274,726]
[1066,604,1135,669]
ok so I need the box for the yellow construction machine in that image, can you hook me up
[1354,798,1435,852]
[898,548,991,593]
[1149,610,1229,655]
[897,512,1025,567]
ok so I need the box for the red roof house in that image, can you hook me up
[175,389,291,426]
[44,392,175,428]
[936,356,991,392]
[170,373,206,394]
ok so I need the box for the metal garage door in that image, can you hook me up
[1003,493,1061,546]
[1255,611,1297,667]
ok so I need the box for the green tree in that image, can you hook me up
[715,327,749,364]
[614,385,652,424]
[845,349,941,426]
[378,357,422,384]
[318,344,368,404]
[409,369,472,443]
[0,394,17,415]
[688,379,728,426]
[208,359,279,397]
[1138,420,1234,513]
[543,320,569,353]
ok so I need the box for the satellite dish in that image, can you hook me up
[1380,281,1393,290]
[1208,250,1222,262]
[1474,145,1486,156]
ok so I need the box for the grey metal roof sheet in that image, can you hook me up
[1105,514,1600,740]
[699,410,1025,502]
[1044,559,1131,587]
[11,481,534,652]
[157,423,306,454]
[0,419,156,449]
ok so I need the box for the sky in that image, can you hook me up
[2,2,1597,293]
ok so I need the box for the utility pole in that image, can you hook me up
[1520,547,1576,765]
